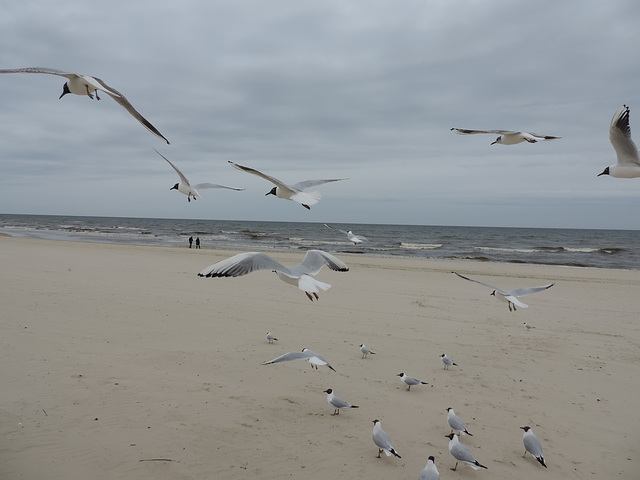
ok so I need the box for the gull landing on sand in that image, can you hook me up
[598,105,640,178]
[262,348,336,372]
[451,127,560,145]
[228,161,346,210]
[452,272,554,311]
[154,148,244,202]
[0,67,170,144]
[198,250,348,301]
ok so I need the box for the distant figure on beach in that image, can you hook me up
[189,236,193,248]
[195,237,201,249]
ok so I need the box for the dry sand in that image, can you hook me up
[1,235,639,479]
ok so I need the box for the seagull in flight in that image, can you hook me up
[228,161,346,210]
[153,148,244,202]
[451,127,560,145]
[198,250,348,301]
[0,67,170,144]
[324,224,368,244]
[262,348,336,371]
[598,105,640,178]
[452,272,554,311]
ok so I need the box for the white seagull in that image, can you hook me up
[452,272,554,311]
[323,389,359,415]
[440,353,457,370]
[266,332,278,344]
[451,127,560,145]
[262,348,336,372]
[398,373,428,391]
[447,408,473,436]
[324,224,368,244]
[198,250,348,301]
[360,344,375,359]
[418,456,440,480]
[598,105,640,178]
[372,419,401,458]
[446,433,488,471]
[521,426,547,468]
[154,149,244,202]
[524,322,536,330]
[228,161,346,210]
[0,67,170,144]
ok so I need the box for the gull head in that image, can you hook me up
[445,432,457,440]
[59,82,71,99]
[491,136,502,145]
[266,186,277,196]
[323,389,333,394]
[170,183,179,191]
[520,426,531,432]
[597,166,610,177]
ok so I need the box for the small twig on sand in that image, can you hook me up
[42,409,48,416]
[139,459,175,462]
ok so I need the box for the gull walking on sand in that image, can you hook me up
[262,348,336,372]
[360,344,375,358]
[266,332,278,344]
[419,456,440,480]
[323,389,359,415]
[447,408,473,436]
[446,433,488,471]
[198,250,348,301]
[521,426,547,468]
[452,272,554,311]
[598,105,640,178]
[228,161,346,210]
[0,67,170,144]
[372,420,401,458]
[154,148,244,202]
[440,353,457,369]
[451,127,561,145]
[398,373,428,391]
[324,224,368,244]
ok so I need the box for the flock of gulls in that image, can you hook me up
[1,66,637,477]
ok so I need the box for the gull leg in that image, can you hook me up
[305,292,314,301]
[313,292,319,300]
[302,204,311,210]
[85,85,94,99]
[377,449,382,458]
[450,462,458,471]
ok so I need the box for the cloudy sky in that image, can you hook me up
[1,0,639,229]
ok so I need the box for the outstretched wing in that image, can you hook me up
[154,148,190,185]
[228,161,293,192]
[451,128,516,135]
[0,67,77,80]
[193,183,245,191]
[509,284,554,297]
[452,272,507,294]
[609,105,640,166]
[262,350,312,365]
[198,252,290,277]
[291,178,347,191]
[293,250,349,276]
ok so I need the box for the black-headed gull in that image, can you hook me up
[521,426,547,468]
[360,344,375,359]
[324,224,368,244]
[446,433,488,471]
[372,419,401,458]
[451,127,560,145]
[440,353,457,370]
[198,250,348,301]
[397,373,428,391]
[228,161,346,210]
[262,348,336,371]
[153,148,244,202]
[598,105,640,178]
[452,272,554,311]
[447,408,473,436]
[0,67,170,144]
[323,389,358,415]
[266,332,278,344]
[419,456,440,480]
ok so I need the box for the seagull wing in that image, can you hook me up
[373,429,395,451]
[154,148,190,185]
[262,350,312,365]
[228,161,294,192]
[198,252,290,277]
[291,178,347,191]
[291,250,349,276]
[508,284,554,297]
[452,272,508,295]
[324,223,348,234]
[451,128,516,135]
[0,67,77,80]
[524,433,544,457]
[610,105,640,166]
[193,183,245,191]
[526,132,561,141]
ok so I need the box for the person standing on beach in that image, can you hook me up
[189,236,193,248]
[195,237,201,249]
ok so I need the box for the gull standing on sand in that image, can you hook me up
[418,456,440,480]
[228,161,346,210]
[372,419,401,458]
[521,426,547,468]
[447,408,473,436]
[324,224,368,244]
[524,322,536,330]
[360,344,375,358]
[0,67,170,144]
[598,105,640,178]
[398,373,428,391]
[323,389,359,415]
[154,149,244,202]
[446,433,488,471]
[440,353,457,370]
[262,348,336,372]
[451,127,561,145]
[452,272,554,311]
[198,250,348,301]
[266,332,278,344]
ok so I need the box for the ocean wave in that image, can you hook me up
[400,242,443,250]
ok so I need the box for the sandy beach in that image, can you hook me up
[1,235,639,479]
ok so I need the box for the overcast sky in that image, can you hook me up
[1,0,639,229]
